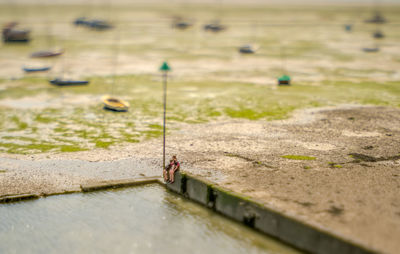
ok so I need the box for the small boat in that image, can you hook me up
[362,47,380,53]
[278,75,291,86]
[73,17,112,30]
[204,22,226,32]
[102,95,129,112]
[344,24,352,32]
[31,49,63,58]
[2,22,30,43]
[239,44,257,54]
[74,17,89,26]
[172,17,192,30]
[50,78,89,86]
[89,19,113,30]
[23,66,51,73]
[373,30,384,39]
[365,12,387,24]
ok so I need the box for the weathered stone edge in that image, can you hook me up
[0,177,163,203]
[80,177,161,192]
[166,171,381,254]
[0,193,40,203]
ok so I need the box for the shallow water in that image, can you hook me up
[0,185,301,254]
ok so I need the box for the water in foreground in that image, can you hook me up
[0,184,301,254]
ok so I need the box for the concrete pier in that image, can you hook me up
[166,171,378,254]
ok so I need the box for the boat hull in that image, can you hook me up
[239,47,255,54]
[278,80,290,86]
[103,105,128,112]
[204,24,226,32]
[50,79,89,86]
[2,23,30,43]
[31,50,63,58]
[362,48,379,53]
[102,95,129,112]
[23,67,51,73]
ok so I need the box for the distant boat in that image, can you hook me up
[23,66,51,73]
[373,30,384,39]
[102,95,129,112]
[362,47,380,53]
[90,19,113,30]
[172,16,193,30]
[365,12,387,24]
[50,78,89,86]
[204,21,226,32]
[74,17,89,26]
[239,44,257,54]
[30,49,64,58]
[278,75,291,86]
[2,22,30,43]
[74,17,112,30]
[344,24,352,32]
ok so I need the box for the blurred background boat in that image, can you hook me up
[30,49,64,58]
[2,22,30,43]
[22,66,51,73]
[102,95,129,112]
[49,78,89,86]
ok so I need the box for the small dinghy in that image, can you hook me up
[89,19,113,30]
[102,95,129,112]
[362,47,380,53]
[74,17,112,30]
[239,44,257,54]
[172,17,193,30]
[50,78,89,86]
[2,22,30,43]
[31,49,63,58]
[23,66,51,73]
[278,75,291,86]
[365,12,387,24]
[204,22,226,32]
[74,17,89,26]
[344,24,352,32]
[373,30,384,39]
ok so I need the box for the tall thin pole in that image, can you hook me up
[162,72,167,171]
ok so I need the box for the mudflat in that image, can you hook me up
[1,1,399,253]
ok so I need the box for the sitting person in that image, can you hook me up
[163,155,180,183]
[163,160,173,182]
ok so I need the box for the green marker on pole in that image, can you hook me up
[160,61,171,173]
[160,61,171,72]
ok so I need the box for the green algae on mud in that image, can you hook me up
[0,75,400,154]
[0,3,399,154]
[281,155,317,161]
